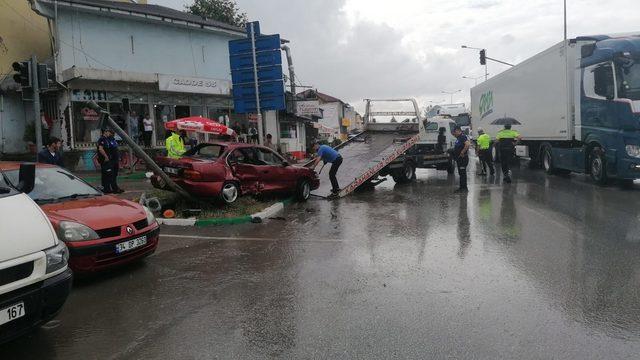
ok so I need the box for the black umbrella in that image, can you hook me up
[490,117,521,125]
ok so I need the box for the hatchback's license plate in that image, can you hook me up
[115,236,147,254]
[164,167,179,175]
[0,302,25,326]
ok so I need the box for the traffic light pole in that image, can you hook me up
[249,22,263,145]
[30,55,42,154]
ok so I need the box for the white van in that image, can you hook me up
[0,163,72,343]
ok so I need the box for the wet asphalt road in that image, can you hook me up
[4,160,640,359]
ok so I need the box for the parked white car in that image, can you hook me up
[0,163,72,344]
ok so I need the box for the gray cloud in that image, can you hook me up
[154,0,640,111]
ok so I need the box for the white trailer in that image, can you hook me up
[471,34,640,184]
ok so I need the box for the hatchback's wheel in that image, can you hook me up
[296,179,311,201]
[220,182,239,204]
[590,147,608,186]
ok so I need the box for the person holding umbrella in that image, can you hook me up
[496,123,522,183]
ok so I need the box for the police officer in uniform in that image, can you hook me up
[452,125,470,193]
[496,124,522,183]
[476,128,494,176]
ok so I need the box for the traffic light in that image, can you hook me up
[479,49,486,65]
[12,61,31,88]
[37,63,54,90]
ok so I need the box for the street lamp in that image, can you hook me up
[462,75,485,86]
[441,90,461,104]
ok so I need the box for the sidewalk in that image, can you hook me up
[79,171,152,202]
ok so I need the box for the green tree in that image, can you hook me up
[185,0,248,28]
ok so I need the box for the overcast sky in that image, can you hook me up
[152,0,640,112]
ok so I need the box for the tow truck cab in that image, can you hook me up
[0,163,73,344]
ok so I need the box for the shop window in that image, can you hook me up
[154,104,175,142]
[280,122,297,139]
[190,106,204,117]
[72,102,106,143]
[175,105,190,119]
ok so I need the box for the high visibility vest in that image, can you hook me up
[166,134,185,159]
[496,129,520,140]
[477,134,491,150]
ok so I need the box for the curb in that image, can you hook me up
[156,198,291,227]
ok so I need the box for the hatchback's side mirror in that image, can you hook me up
[282,161,290,167]
[18,163,36,194]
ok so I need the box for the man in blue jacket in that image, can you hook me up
[310,142,343,195]
[37,137,64,167]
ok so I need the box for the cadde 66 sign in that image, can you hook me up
[158,74,231,95]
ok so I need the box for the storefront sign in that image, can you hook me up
[81,107,100,121]
[71,89,108,102]
[158,74,231,95]
[296,100,321,116]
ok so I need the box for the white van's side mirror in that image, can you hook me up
[18,163,36,194]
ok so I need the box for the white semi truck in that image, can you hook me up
[471,34,640,185]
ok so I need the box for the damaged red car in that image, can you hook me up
[151,143,319,203]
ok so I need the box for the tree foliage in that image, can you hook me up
[185,0,248,28]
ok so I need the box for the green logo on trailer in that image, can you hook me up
[479,91,493,119]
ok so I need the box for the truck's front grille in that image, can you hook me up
[0,261,34,287]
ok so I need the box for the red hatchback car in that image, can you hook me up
[0,162,160,274]
[152,142,319,203]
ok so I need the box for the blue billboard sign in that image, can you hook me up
[228,21,285,113]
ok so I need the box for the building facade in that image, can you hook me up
[23,0,246,169]
[0,0,53,154]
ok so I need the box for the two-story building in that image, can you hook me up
[24,0,246,169]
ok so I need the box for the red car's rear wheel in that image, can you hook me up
[220,182,239,204]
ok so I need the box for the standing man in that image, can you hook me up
[248,125,258,144]
[97,128,123,194]
[452,125,470,193]
[476,128,494,176]
[142,114,154,148]
[37,137,64,167]
[496,124,522,183]
[166,129,186,159]
[265,134,278,153]
[310,142,343,196]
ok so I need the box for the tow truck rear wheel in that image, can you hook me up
[393,162,415,183]
[446,157,455,174]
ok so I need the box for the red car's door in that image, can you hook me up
[252,147,294,192]
[228,148,261,194]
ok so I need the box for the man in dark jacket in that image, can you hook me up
[37,137,64,167]
[97,128,123,194]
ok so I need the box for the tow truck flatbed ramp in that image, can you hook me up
[312,130,420,198]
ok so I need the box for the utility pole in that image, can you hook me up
[563,0,567,42]
[249,22,263,145]
[31,55,42,155]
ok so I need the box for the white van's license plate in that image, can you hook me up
[0,302,25,326]
[115,236,147,254]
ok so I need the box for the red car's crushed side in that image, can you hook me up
[151,142,319,202]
